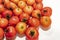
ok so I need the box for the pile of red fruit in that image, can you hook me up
[0,0,52,40]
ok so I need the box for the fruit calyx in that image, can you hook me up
[30,30,35,37]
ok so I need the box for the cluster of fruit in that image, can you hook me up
[0,0,52,40]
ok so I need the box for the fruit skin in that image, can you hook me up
[9,16,19,26]
[18,1,26,9]
[0,18,8,28]
[15,22,27,36]
[27,0,35,5]
[41,7,52,16]
[25,27,39,40]
[28,18,40,28]
[10,0,19,4]
[23,6,33,15]
[20,0,27,2]
[20,13,30,22]
[0,0,3,4]
[2,10,13,20]
[0,28,4,39]
[5,2,17,10]
[33,3,43,10]
[5,26,16,39]
[32,9,41,19]
[35,0,43,3]
[13,8,22,16]
[0,4,5,13]
[40,16,51,30]
[0,14,2,18]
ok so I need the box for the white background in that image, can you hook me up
[5,0,60,40]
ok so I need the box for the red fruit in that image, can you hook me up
[41,7,52,16]
[9,16,19,26]
[0,28,4,39]
[2,10,13,20]
[23,6,33,15]
[15,22,27,36]
[13,8,22,16]
[35,0,43,3]
[5,26,16,39]
[10,0,19,4]
[0,4,5,13]
[20,13,30,22]
[0,0,3,4]
[0,14,2,18]
[28,18,40,28]
[25,27,39,40]
[18,1,26,9]
[40,16,51,30]
[32,9,41,19]
[27,0,35,5]
[33,3,43,10]
[0,18,8,28]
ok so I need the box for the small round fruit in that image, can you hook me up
[40,16,51,30]
[0,4,5,13]
[0,28,4,39]
[5,26,16,39]
[9,16,19,26]
[24,6,33,15]
[28,18,40,28]
[13,8,22,16]
[2,10,13,20]
[4,0,10,8]
[35,0,43,3]
[20,13,30,22]
[33,3,43,10]
[27,0,35,5]
[6,2,17,10]
[0,18,8,28]
[41,7,52,16]
[32,9,41,19]
[10,0,19,4]
[15,22,27,36]
[18,1,26,9]
[25,27,39,40]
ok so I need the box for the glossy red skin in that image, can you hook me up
[33,3,43,10]
[0,0,3,4]
[35,0,43,3]
[2,10,12,18]
[0,18,8,28]
[5,26,16,39]
[0,4,5,13]
[0,28,4,39]
[41,7,52,16]
[25,27,39,40]
[23,6,33,15]
[20,13,30,22]
[32,9,41,19]
[0,14,2,18]
[28,18,40,28]
[9,16,19,26]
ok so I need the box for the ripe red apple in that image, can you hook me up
[5,26,16,40]
[0,4,5,13]
[2,10,13,20]
[25,27,39,40]
[0,18,8,28]
[15,22,27,37]
[0,28,4,40]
